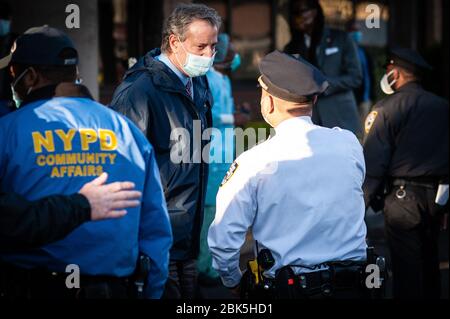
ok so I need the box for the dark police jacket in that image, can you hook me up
[0,193,90,250]
[110,48,213,261]
[362,82,449,205]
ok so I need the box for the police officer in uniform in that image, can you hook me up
[0,26,172,299]
[363,48,449,299]
[208,51,371,299]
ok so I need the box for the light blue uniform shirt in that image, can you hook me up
[208,116,368,287]
[156,53,193,100]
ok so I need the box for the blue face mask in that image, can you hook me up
[176,37,215,77]
[350,31,363,44]
[230,53,241,72]
[0,19,11,36]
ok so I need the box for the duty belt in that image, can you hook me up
[391,177,439,189]
[275,262,367,298]
[242,261,369,299]
[0,262,130,299]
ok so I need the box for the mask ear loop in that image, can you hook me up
[387,69,398,87]
[26,67,40,95]
[11,67,30,89]
[12,67,35,95]
[174,36,188,70]
[75,66,83,84]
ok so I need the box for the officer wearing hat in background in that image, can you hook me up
[363,47,449,298]
[0,26,172,299]
[208,51,371,299]
[0,1,16,117]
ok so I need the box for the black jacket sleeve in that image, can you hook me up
[0,193,91,249]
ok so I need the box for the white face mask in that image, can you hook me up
[10,68,32,108]
[380,69,397,95]
[176,37,215,77]
[260,96,274,127]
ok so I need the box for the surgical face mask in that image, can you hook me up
[230,53,241,72]
[380,69,397,95]
[0,19,11,36]
[10,68,31,108]
[260,96,274,127]
[176,37,215,77]
[350,31,362,44]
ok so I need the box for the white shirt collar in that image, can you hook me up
[156,53,190,86]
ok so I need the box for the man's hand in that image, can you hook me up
[78,172,142,221]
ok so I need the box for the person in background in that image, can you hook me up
[198,33,247,286]
[284,0,363,138]
[0,1,16,117]
[363,48,449,299]
[347,20,374,125]
[110,3,220,299]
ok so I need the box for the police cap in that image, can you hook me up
[258,50,329,103]
[384,47,432,74]
[0,25,78,69]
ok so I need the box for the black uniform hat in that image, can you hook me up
[384,47,432,73]
[258,50,329,103]
[0,25,78,69]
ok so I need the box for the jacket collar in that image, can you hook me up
[125,48,188,94]
[21,83,93,107]
[397,81,422,93]
[156,53,190,87]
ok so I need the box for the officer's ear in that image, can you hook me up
[391,68,400,81]
[267,95,275,114]
[23,66,39,88]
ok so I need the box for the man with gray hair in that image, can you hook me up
[110,3,220,298]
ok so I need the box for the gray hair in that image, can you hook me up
[161,3,222,53]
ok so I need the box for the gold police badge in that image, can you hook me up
[365,110,378,134]
[220,161,239,187]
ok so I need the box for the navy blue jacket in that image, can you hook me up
[110,49,213,260]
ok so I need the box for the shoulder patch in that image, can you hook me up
[364,110,378,134]
[220,161,239,187]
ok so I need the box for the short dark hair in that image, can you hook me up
[13,48,77,83]
[397,65,421,82]
[161,3,221,53]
